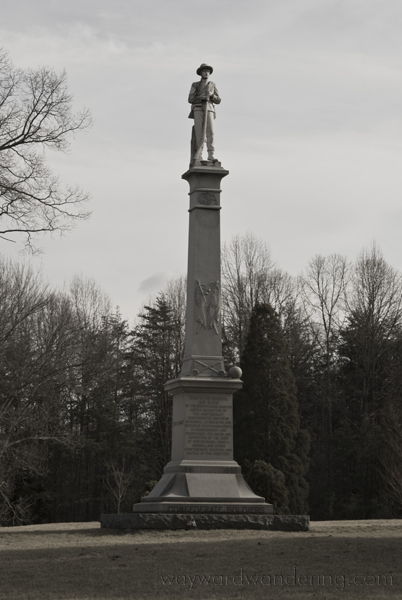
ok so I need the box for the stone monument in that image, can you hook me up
[101,64,309,531]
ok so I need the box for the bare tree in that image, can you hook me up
[265,268,296,317]
[299,254,351,416]
[299,254,351,361]
[349,244,402,345]
[165,276,186,324]
[163,276,186,378]
[298,254,351,512]
[68,274,112,333]
[0,259,84,523]
[0,256,48,345]
[0,48,91,250]
[104,456,138,514]
[345,244,402,418]
[222,232,274,361]
[222,232,295,362]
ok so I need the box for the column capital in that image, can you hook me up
[164,375,243,396]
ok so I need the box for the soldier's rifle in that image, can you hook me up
[194,83,211,161]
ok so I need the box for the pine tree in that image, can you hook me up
[234,303,310,514]
[130,294,184,475]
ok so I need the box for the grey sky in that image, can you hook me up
[1,0,402,321]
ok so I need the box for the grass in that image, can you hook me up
[0,520,400,599]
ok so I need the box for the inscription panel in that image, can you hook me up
[167,505,268,514]
[184,395,232,459]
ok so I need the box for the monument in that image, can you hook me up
[101,64,309,531]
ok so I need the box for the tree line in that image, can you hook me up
[223,235,402,519]
[1,235,402,524]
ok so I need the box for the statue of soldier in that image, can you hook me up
[188,63,221,163]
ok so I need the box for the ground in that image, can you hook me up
[0,520,400,599]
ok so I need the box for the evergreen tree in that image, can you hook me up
[328,246,402,519]
[332,315,397,518]
[246,460,290,514]
[234,303,310,514]
[130,294,184,475]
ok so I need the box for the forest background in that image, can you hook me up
[2,233,402,526]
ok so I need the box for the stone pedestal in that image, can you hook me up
[135,376,271,515]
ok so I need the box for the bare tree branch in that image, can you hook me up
[0,48,92,250]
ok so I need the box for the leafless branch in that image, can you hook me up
[0,48,92,250]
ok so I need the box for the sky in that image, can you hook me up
[1,0,402,322]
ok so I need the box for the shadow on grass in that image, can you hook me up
[0,535,400,600]
[0,526,133,538]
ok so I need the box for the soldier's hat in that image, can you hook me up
[196,63,213,75]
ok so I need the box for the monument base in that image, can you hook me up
[133,501,272,513]
[100,513,309,531]
[130,377,274,520]
[190,158,222,169]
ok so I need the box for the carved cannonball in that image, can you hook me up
[229,366,242,379]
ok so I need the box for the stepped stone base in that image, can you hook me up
[100,513,309,531]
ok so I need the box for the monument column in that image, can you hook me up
[100,63,309,531]
[180,164,227,378]
[133,158,271,515]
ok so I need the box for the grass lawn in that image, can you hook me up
[0,520,400,599]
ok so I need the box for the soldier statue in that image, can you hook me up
[188,63,221,163]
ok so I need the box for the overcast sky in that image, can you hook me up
[1,0,402,321]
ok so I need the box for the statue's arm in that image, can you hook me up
[210,84,221,105]
[188,83,198,104]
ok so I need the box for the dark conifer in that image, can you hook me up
[234,303,310,514]
[131,294,183,474]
